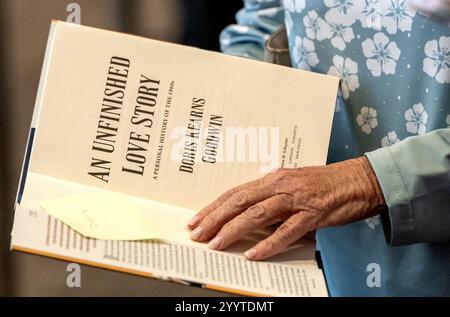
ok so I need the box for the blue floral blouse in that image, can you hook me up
[221,0,450,296]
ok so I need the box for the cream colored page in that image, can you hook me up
[29,21,339,210]
[22,171,317,260]
[12,205,327,296]
[22,172,199,246]
[39,194,162,240]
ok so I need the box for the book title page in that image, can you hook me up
[29,21,339,210]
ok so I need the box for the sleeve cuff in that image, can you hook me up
[365,147,414,246]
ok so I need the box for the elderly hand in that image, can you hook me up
[187,156,386,260]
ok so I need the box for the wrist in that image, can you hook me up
[352,156,386,214]
[329,156,386,217]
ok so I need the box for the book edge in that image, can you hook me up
[11,244,274,297]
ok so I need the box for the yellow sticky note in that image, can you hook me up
[39,194,161,240]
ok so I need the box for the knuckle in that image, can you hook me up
[269,169,295,189]
[246,204,268,221]
[220,221,242,241]
[261,175,280,195]
[276,224,296,242]
[201,214,217,230]
[278,193,294,211]
[221,221,236,235]
[219,187,237,202]
[262,239,276,253]
[278,170,294,182]
[228,191,249,208]
[265,181,279,196]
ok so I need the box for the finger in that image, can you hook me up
[207,194,294,250]
[244,212,316,261]
[187,178,263,229]
[190,181,277,241]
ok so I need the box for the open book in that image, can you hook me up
[11,21,339,297]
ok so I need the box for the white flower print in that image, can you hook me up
[381,0,417,34]
[381,131,400,147]
[423,36,450,84]
[447,114,450,128]
[356,106,378,134]
[283,0,305,13]
[303,10,332,40]
[324,0,361,23]
[324,13,355,51]
[405,103,428,135]
[359,0,383,30]
[292,36,320,70]
[362,32,401,76]
[324,0,354,14]
[327,55,360,99]
[365,215,380,229]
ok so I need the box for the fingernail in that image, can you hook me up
[188,215,200,227]
[208,236,223,250]
[190,226,203,240]
[244,248,257,260]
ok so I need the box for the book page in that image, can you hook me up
[21,171,318,261]
[27,21,339,210]
[11,205,328,297]
[39,193,163,241]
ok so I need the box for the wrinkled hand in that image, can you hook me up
[187,156,386,260]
